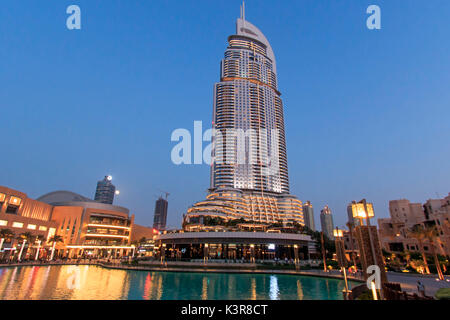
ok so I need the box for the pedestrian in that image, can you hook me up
[417,281,426,297]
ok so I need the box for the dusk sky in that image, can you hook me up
[1,0,449,230]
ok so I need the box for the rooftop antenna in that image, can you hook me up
[240,1,246,28]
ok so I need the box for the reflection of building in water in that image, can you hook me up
[269,275,279,300]
[0,266,130,300]
[296,280,304,300]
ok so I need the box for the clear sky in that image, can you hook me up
[1,1,449,230]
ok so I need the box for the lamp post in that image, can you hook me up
[334,227,350,300]
[321,232,327,272]
[35,240,41,261]
[18,240,26,262]
[161,243,166,265]
[351,199,386,300]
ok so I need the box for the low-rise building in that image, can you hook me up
[378,194,450,256]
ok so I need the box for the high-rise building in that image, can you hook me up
[184,9,304,230]
[320,205,334,239]
[302,201,315,231]
[94,176,116,205]
[153,197,168,231]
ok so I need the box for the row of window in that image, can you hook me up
[0,219,47,231]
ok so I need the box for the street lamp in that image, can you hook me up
[351,199,385,300]
[35,240,42,261]
[334,227,350,299]
[351,200,375,226]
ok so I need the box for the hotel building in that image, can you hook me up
[378,194,450,256]
[157,8,316,262]
[184,11,304,230]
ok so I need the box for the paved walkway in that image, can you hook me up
[387,272,450,297]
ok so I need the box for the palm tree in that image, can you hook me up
[34,235,45,260]
[408,225,431,274]
[422,225,445,281]
[0,229,15,261]
[17,232,34,261]
[48,235,63,261]
[346,221,358,270]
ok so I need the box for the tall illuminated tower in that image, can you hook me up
[184,5,304,229]
[94,176,116,205]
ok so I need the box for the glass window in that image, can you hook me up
[27,224,36,230]
[12,222,24,228]
[0,220,8,226]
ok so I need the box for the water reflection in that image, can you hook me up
[0,266,352,300]
[269,275,280,300]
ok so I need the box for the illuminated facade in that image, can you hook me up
[38,191,136,257]
[184,12,304,230]
[0,186,58,243]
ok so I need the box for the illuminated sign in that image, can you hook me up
[268,244,275,250]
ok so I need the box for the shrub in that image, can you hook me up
[435,288,450,300]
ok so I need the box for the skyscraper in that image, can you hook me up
[153,197,168,231]
[302,201,316,231]
[184,7,304,229]
[94,176,116,204]
[320,205,334,240]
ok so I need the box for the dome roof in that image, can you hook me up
[37,190,94,204]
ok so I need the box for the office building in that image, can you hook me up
[94,176,116,205]
[153,197,168,231]
[320,205,334,240]
[302,201,315,231]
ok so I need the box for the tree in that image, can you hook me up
[48,235,63,261]
[17,232,34,261]
[422,225,445,281]
[408,225,431,274]
[0,229,15,260]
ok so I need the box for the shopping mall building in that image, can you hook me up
[0,186,154,259]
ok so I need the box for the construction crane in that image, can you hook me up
[158,190,170,200]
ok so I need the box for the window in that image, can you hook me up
[39,226,47,231]
[27,224,36,230]
[0,220,8,226]
[12,222,24,228]
[6,205,19,214]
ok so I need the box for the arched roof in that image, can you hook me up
[236,18,277,74]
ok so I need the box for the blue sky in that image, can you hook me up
[1,1,449,230]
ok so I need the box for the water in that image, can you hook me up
[0,265,353,300]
